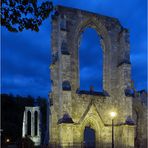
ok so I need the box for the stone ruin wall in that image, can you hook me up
[49,5,147,148]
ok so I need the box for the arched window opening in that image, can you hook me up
[34,111,38,136]
[27,111,31,136]
[79,28,103,92]
[84,126,96,148]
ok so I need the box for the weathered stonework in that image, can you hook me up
[49,5,141,147]
[132,91,147,148]
[22,106,41,146]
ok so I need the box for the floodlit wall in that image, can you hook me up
[22,106,41,146]
[50,5,136,148]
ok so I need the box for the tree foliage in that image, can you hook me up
[1,94,47,145]
[1,0,53,32]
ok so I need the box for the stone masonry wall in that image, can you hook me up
[49,5,136,148]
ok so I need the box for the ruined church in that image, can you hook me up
[49,6,147,148]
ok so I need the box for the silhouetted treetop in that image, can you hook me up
[1,0,53,32]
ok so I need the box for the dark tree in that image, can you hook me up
[1,94,47,145]
[1,94,35,145]
[1,0,53,32]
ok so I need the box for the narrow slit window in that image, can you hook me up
[27,111,31,135]
[34,111,38,136]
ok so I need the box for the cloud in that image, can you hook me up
[1,0,147,97]
[1,19,51,98]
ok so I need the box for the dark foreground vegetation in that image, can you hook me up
[1,93,48,146]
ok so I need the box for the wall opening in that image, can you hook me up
[27,111,31,135]
[84,126,96,148]
[34,111,38,136]
[79,28,103,92]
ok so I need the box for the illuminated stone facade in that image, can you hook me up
[133,91,147,148]
[22,106,41,146]
[49,5,146,148]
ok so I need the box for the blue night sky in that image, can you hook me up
[1,0,147,98]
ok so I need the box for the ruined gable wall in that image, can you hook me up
[50,5,135,147]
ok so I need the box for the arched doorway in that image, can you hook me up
[84,126,96,148]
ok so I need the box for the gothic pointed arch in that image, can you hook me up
[50,5,135,147]
[80,116,101,142]
[71,18,112,92]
